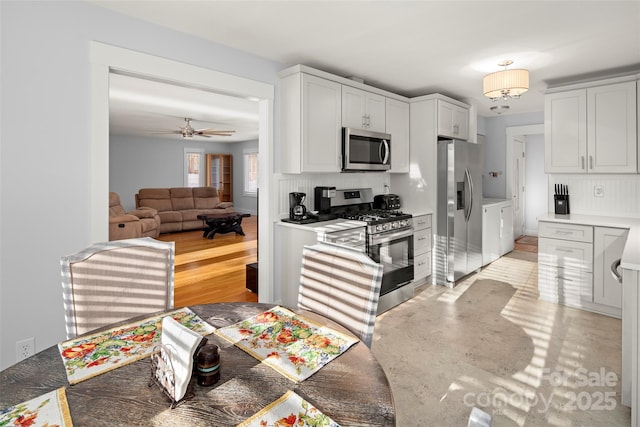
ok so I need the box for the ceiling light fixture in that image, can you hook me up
[483,60,529,101]
[490,105,510,115]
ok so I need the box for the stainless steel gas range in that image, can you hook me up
[323,188,415,314]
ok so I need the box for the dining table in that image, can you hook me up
[0,302,395,426]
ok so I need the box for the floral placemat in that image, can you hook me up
[215,306,358,382]
[237,390,339,427]
[0,387,73,426]
[58,307,215,384]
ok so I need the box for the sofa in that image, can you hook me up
[136,187,234,234]
[109,192,161,240]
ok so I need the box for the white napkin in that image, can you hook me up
[159,316,205,401]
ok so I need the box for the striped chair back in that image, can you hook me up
[61,237,175,339]
[298,243,383,347]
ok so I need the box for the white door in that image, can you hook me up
[512,138,526,239]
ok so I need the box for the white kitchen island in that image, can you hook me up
[537,213,640,424]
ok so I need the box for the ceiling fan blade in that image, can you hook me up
[150,130,183,134]
[198,129,236,135]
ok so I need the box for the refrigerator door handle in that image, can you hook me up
[464,167,473,222]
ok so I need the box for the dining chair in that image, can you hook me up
[61,237,175,339]
[298,243,383,348]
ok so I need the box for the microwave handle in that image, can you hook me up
[380,139,390,164]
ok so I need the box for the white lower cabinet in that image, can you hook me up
[538,221,594,308]
[275,224,319,308]
[538,221,627,318]
[413,214,432,283]
[593,227,628,310]
[482,200,514,266]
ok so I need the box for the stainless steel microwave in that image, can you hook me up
[342,127,391,172]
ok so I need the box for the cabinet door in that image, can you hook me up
[587,81,637,173]
[365,93,386,132]
[342,85,366,129]
[414,251,432,280]
[593,227,628,308]
[452,106,469,140]
[544,89,587,173]
[538,263,593,306]
[386,98,410,173]
[482,205,500,265]
[437,100,469,140]
[302,74,342,172]
[500,204,514,255]
[414,227,432,255]
[412,213,432,231]
[342,86,385,132]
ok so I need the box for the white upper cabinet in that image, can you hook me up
[280,73,342,173]
[545,80,637,173]
[437,99,469,140]
[342,86,386,132]
[587,82,637,173]
[385,98,410,173]
[545,89,587,173]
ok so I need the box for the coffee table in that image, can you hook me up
[197,213,250,239]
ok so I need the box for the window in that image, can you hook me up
[184,148,204,187]
[244,149,258,196]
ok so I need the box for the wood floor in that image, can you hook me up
[157,215,258,307]
[514,235,538,253]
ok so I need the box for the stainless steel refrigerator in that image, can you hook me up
[435,139,483,287]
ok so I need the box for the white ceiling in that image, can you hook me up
[109,73,260,142]
[98,1,640,140]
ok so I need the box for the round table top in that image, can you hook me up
[0,302,395,426]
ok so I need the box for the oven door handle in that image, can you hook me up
[369,229,413,246]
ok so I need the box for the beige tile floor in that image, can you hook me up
[372,251,631,426]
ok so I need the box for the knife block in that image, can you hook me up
[554,195,570,215]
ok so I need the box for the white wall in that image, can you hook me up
[524,134,547,235]
[0,1,282,370]
[229,140,259,215]
[483,112,544,198]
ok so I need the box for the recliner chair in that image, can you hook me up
[109,192,160,240]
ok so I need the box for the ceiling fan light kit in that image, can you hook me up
[490,105,510,115]
[483,60,529,101]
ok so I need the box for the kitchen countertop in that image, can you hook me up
[538,213,640,271]
[483,198,511,207]
[277,218,367,233]
[401,210,434,217]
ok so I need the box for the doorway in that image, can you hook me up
[506,124,545,238]
[90,42,274,302]
[512,136,525,239]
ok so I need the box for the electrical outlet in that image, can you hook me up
[16,337,35,361]
[594,185,604,198]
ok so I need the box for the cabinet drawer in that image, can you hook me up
[539,222,593,243]
[413,214,431,231]
[539,238,593,271]
[414,251,432,279]
[538,264,593,305]
[414,227,431,254]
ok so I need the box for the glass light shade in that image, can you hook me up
[483,69,529,99]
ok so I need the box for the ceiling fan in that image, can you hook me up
[156,118,236,138]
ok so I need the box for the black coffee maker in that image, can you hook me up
[314,186,338,221]
[289,192,308,221]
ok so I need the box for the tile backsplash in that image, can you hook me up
[277,173,391,217]
[548,174,640,218]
